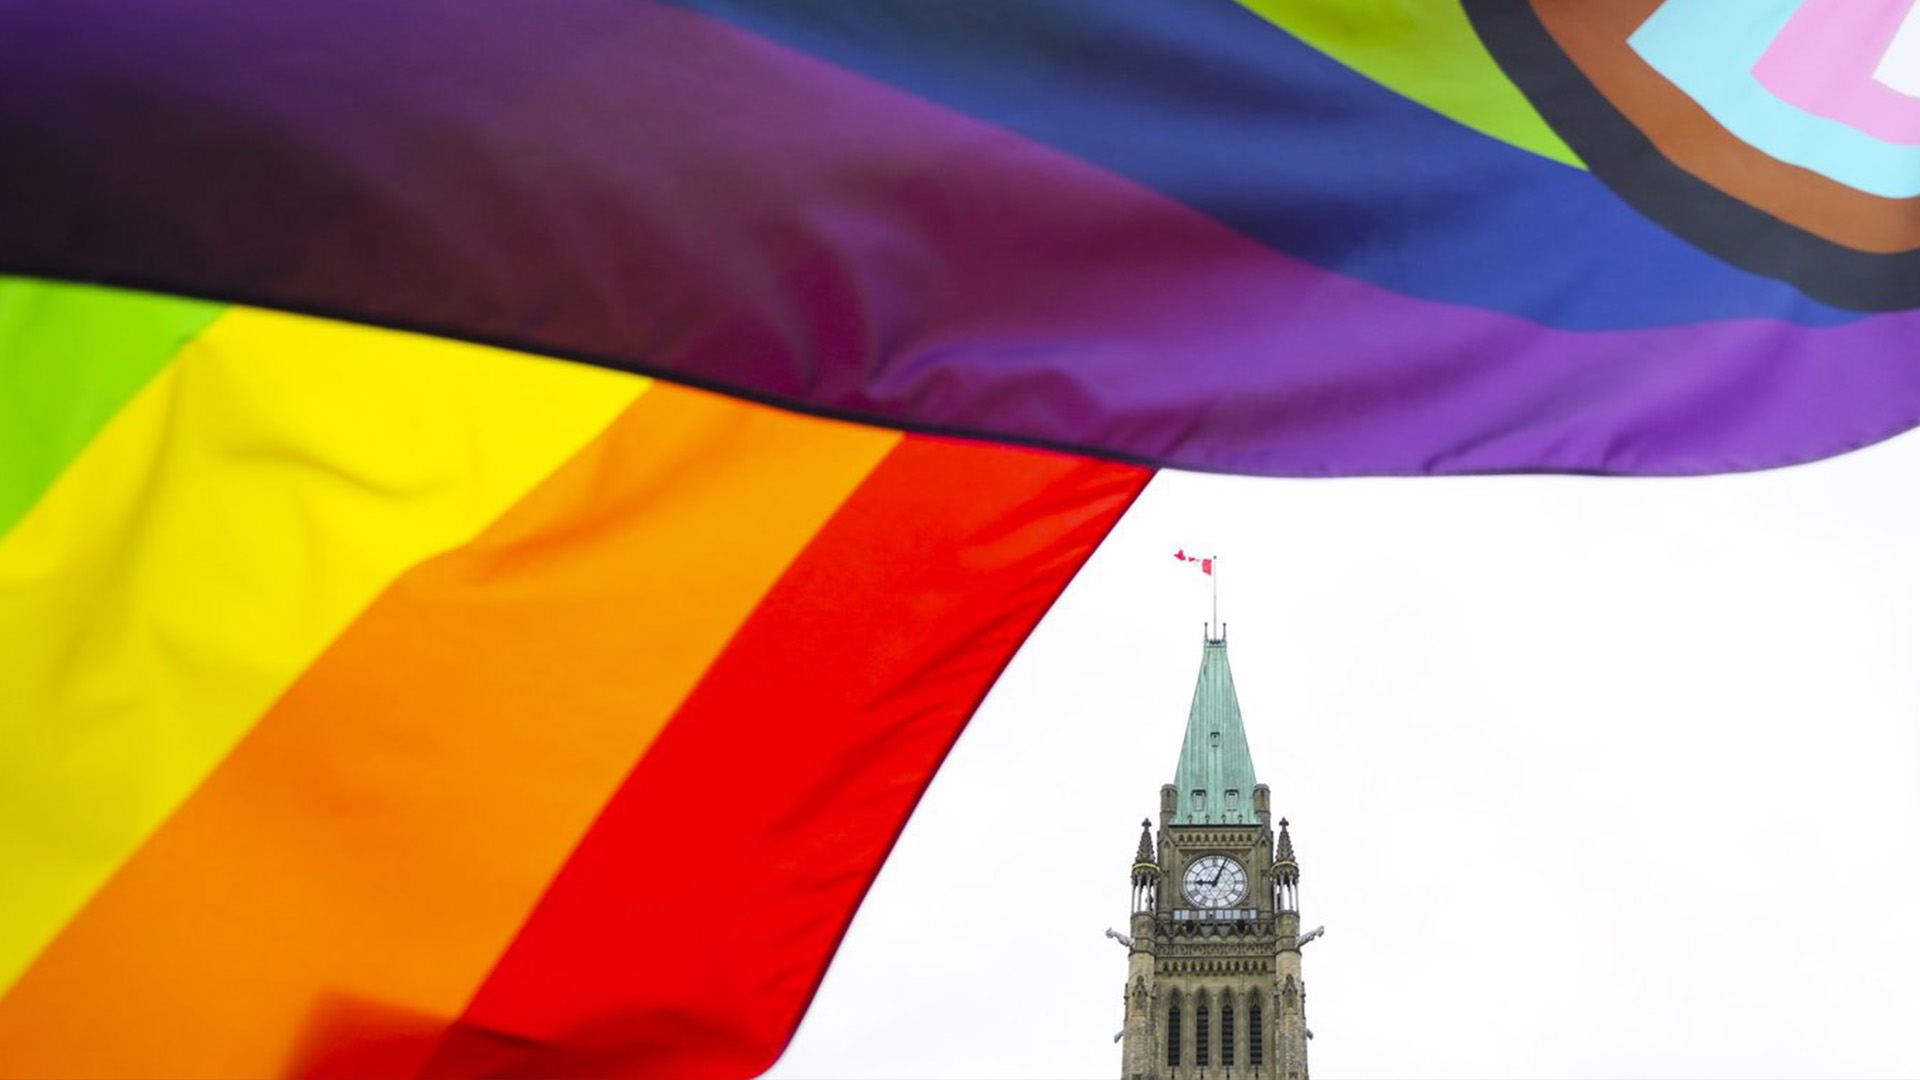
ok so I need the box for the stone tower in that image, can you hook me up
[1119,631,1311,1080]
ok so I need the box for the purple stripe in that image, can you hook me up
[3,0,1918,475]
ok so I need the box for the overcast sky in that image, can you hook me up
[766,427,1920,1079]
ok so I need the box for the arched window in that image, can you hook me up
[1196,1003,1210,1068]
[1249,1002,1264,1068]
[1167,1004,1182,1068]
[1221,1003,1236,1067]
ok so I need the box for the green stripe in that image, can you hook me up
[0,277,225,538]
[1238,0,1583,168]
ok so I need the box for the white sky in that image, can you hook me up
[766,428,1920,1079]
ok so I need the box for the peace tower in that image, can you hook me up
[1117,629,1312,1080]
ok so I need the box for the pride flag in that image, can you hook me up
[4,1,1918,1076]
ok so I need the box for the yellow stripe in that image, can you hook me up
[0,307,647,992]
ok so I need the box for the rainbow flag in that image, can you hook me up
[3,1,1917,1076]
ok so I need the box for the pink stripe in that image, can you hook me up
[1752,0,1920,145]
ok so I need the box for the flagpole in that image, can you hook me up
[1212,555,1219,639]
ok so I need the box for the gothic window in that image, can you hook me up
[1192,789,1206,810]
[1225,789,1239,811]
[1196,1003,1210,1068]
[1167,1005,1181,1068]
[1221,1003,1235,1067]
[1249,1003,1264,1068]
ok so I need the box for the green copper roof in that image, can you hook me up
[1171,635,1259,825]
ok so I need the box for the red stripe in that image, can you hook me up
[412,437,1148,1078]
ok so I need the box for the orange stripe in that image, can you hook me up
[0,383,897,1080]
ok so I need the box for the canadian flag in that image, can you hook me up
[1173,549,1213,576]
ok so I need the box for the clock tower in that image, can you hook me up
[1118,630,1311,1080]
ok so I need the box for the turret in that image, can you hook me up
[1122,820,1161,1080]
[1131,819,1162,920]
[1273,819,1309,1080]
[1273,818,1299,916]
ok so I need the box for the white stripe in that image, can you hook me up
[1871,0,1920,97]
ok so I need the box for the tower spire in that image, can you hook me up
[1170,634,1257,825]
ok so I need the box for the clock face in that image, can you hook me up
[1182,854,1247,908]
